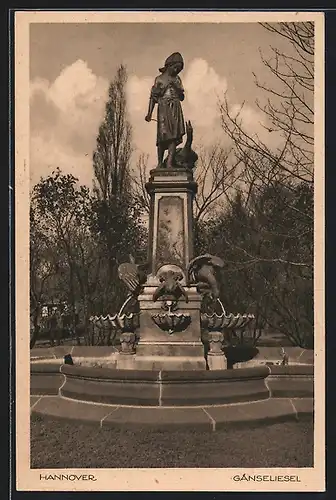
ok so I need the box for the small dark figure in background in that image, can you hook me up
[64,354,74,365]
[281,347,289,366]
[145,52,186,168]
[48,308,63,347]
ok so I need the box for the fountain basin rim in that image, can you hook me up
[30,357,313,370]
[31,363,313,406]
[31,363,270,381]
[90,313,138,321]
[201,312,255,319]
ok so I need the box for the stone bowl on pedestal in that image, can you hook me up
[200,303,255,332]
[151,311,191,335]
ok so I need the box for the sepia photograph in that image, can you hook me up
[14,10,324,492]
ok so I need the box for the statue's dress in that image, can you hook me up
[150,75,186,148]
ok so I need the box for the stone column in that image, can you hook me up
[145,167,197,276]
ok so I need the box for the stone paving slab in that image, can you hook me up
[299,349,314,364]
[102,406,211,430]
[268,365,313,375]
[30,372,64,395]
[52,346,76,358]
[30,395,313,431]
[30,396,42,407]
[32,395,115,426]
[255,346,307,361]
[71,346,118,358]
[290,397,314,416]
[205,398,298,430]
[267,376,313,398]
[31,346,120,360]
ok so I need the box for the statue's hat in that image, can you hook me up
[159,52,184,72]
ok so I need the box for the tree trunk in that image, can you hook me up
[30,308,41,349]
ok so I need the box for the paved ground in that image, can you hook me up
[30,395,313,430]
[31,414,313,468]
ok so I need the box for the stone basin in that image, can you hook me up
[30,343,313,411]
[30,358,313,407]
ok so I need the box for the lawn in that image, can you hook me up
[31,415,313,468]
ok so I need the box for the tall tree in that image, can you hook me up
[91,64,148,306]
[93,65,132,201]
[216,20,314,286]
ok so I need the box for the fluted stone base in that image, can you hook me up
[208,353,227,370]
[206,331,227,370]
[116,353,136,370]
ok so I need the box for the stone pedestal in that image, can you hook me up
[134,285,206,371]
[116,353,136,370]
[133,167,206,370]
[116,333,136,369]
[146,168,197,276]
[207,331,227,370]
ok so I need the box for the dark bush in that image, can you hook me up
[223,345,259,369]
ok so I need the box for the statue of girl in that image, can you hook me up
[145,52,186,168]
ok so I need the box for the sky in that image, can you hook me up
[29,22,295,188]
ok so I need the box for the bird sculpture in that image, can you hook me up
[187,254,224,301]
[162,120,198,170]
[117,254,149,297]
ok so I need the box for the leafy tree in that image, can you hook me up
[205,22,315,347]
[31,170,96,341]
[30,203,59,347]
[199,180,313,347]
[90,196,147,314]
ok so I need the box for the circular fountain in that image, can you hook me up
[30,70,313,429]
[30,169,313,428]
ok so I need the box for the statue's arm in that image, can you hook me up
[145,78,162,121]
[175,76,185,101]
[145,97,156,121]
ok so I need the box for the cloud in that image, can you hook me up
[183,58,227,128]
[30,57,275,187]
[30,134,93,184]
[30,60,109,186]
[228,102,283,149]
